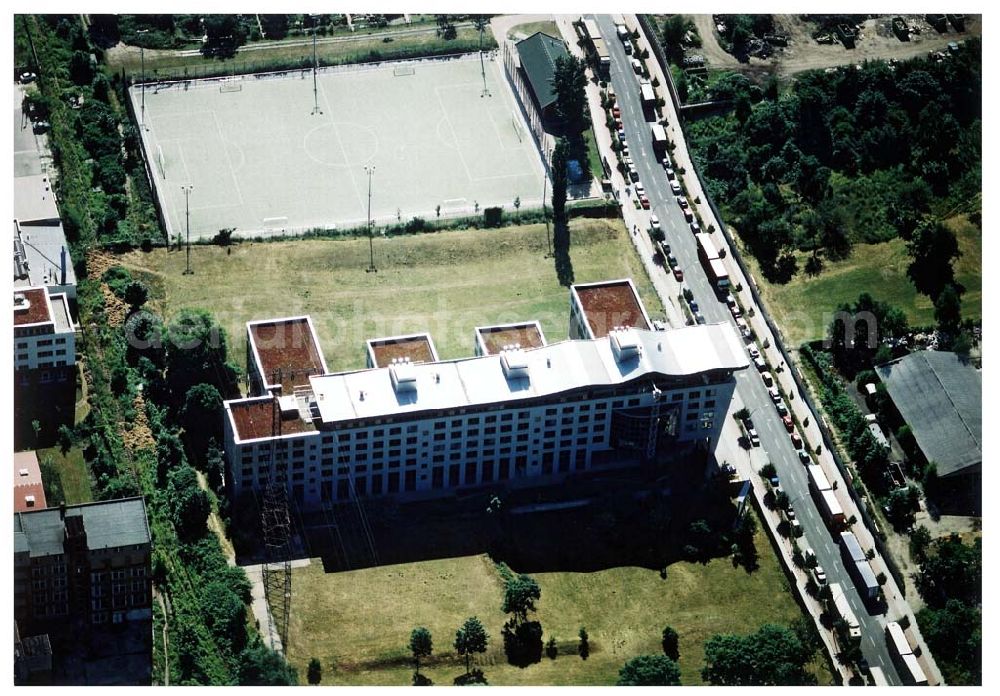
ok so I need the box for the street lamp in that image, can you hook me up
[181,184,194,275]
[310,15,322,115]
[137,29,149,130]
[364,166,377,273]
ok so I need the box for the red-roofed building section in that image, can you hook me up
[228,398,313,442]
[13,288,51,327]
[573,280,649,339]
[13,451,47,512]
[248,317,327,395]
[477,322,546,356]
[368,334,438,368]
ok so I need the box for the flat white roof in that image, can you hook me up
[14,174,60,224]
[310,323,748,425]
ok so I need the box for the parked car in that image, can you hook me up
[748,428,760,447]
[683,208,694,222]
[618,127,626,140]
[639,194,650,209]
[635,181,645,197]
[812,565,827,586]
[612,106,621,118]
[623,155,634,169]
[629,167,639,182]
[676,195,689,208]
[761,371,773,387]
[803,547,816,565]
[782,415,794,432]
[769,387,781,403]
[649,214,661,233]
[798,449,811,464]
[689,300,700,313]
[670,180,681,194]
[661,156,672,169]
[623,39,634,54]
[665,167,676,180]
[20,71,37,83]
[775,400,788,417]
[730,304,742,319]
[631,57,643,73]
[754,357,767,372]
[695,313,706,325]
[790,519,803,537]
[790,432,803,448]
[690,222,701,235]
[672,267,684,281]
[747,343,760,359]
[667,254,678,267]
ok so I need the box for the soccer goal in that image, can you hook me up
[393,65,416,77]
[220,81,243,93]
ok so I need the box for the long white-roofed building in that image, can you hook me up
[222,280,749,507]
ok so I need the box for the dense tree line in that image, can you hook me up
[685,43,981,282]
[914,534,981,684]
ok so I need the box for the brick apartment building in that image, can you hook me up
[13,497,152,633]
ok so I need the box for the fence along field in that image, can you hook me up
[131,54,545,241]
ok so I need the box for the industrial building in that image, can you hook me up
[513,32,571,126]
[223,280,749,508]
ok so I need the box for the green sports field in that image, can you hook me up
[131,54,544,240]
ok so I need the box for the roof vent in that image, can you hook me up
[500,347,530,381]
[610,327,641,362]
[14,293,30,313]
[278,395,298,415]
[390,357,417,393]
[18,468,29,477]
[25,495,36,507]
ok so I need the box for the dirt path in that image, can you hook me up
[86,249,130,328]
[688,14,980,80]
[155,591,170,686]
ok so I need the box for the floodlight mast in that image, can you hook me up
[137,29,149,130]
[365,166,377,273]
[478,17,490,98]
[182,185,194,275]
[310,16,322,115]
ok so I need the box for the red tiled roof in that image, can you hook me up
[14,482,47,513]
[478,323,545,355]
[13,288,51,326]
[230,398,313,441]
[576,281,649,338]
[369,336,436,367]
[249,318,325,393]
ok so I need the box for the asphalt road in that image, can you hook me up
[591,14,903,685]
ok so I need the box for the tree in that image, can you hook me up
[916,599,981,685]
[661,15,693,64]
[579,627,590,660]
[502,574,541,624]
[181,383,224,465]
[202,14,247,58]
[123,280,149,310]
[454,617,489,675]
[203,441,226,493]
[915,534,981,609]
[661,626,680,660]
[167,465,211,541]
[164,309,240,401]
[552,55,589,135]
[551,137,570,224]
[906,219,961,300]
[546,636,558,659]
[69,50,94,85]
[57,423,75,454]
[435,15,457,40]
[200,581,248,653]
[934,283,963,335]
[701,624,816,685]
[409,627,433,676]
[618,654,682,686]
[909,525,932,562]
[885,485,920,531]
[237,642,298,685]
[307,657,322,684]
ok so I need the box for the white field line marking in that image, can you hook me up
[212,110,246,206]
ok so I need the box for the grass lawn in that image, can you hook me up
[737,213,982,347]
[283,510,832,685]
[36,446,93,506]
[118,219,664,379]
[106,25,493,78]
[506,19,559,41]
[583,127,605,181]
